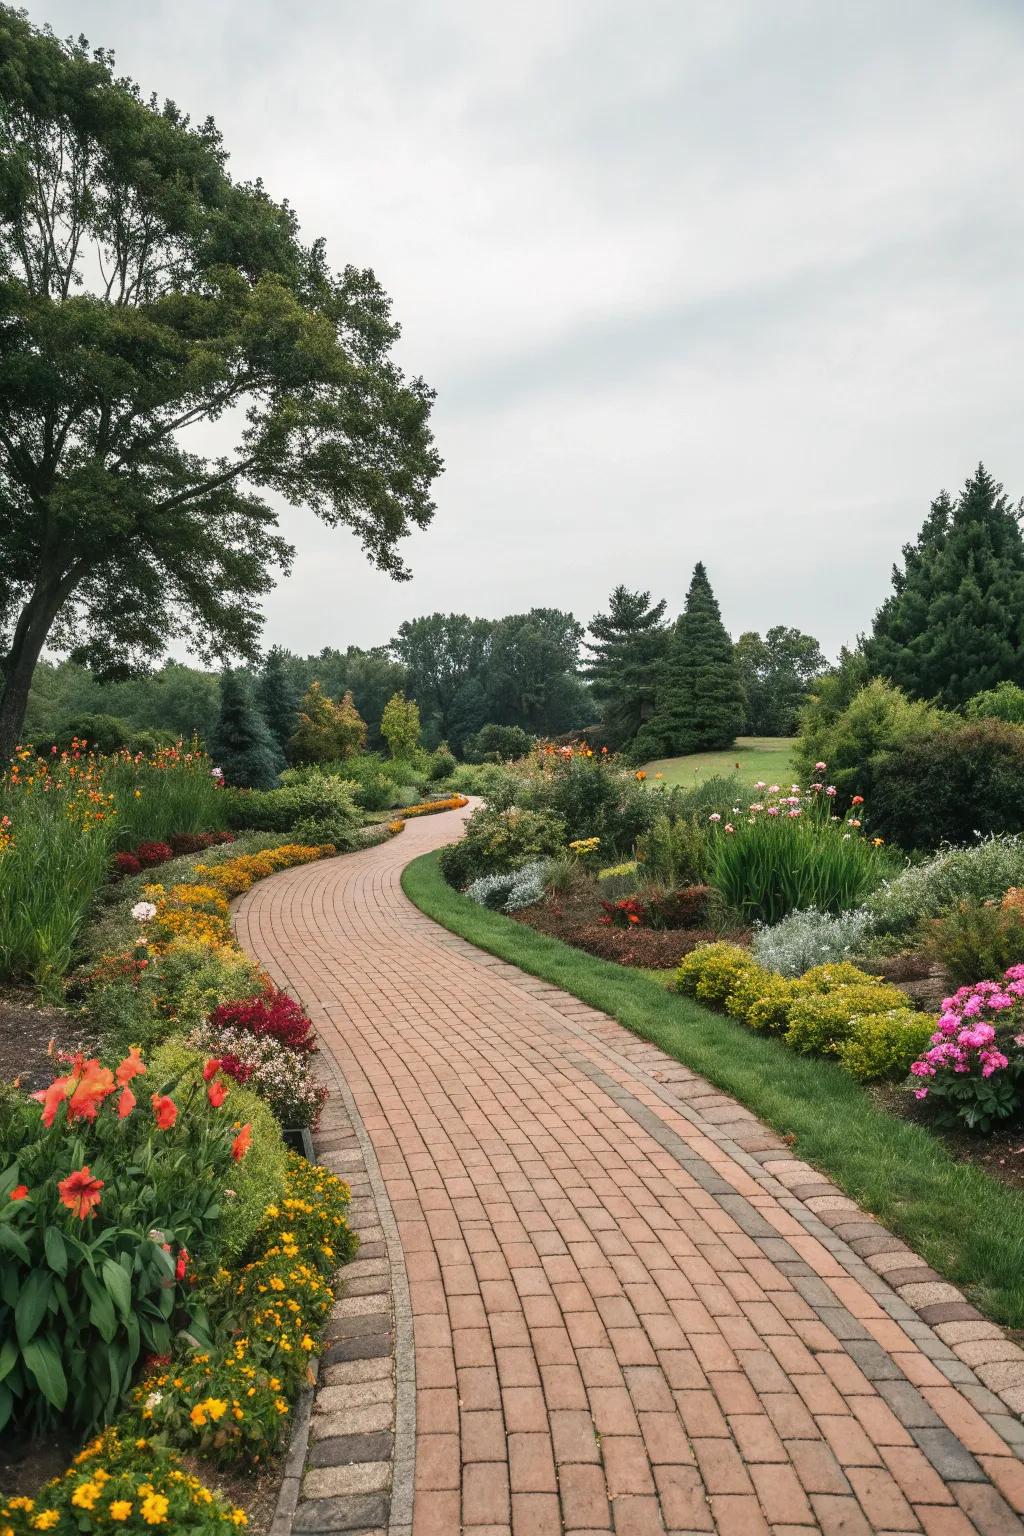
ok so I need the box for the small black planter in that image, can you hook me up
[283,1125,316,1161]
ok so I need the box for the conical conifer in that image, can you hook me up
[634,563,744,756]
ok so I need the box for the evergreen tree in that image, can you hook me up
[211,669,283,789]
[634,563,744,757]
[864,465,1024,705]
[583,586,668,747]
[258,647,300,756]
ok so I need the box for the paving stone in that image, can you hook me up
[291,1493,390,1531]
[302,1461,391,1498]
[308,1431,395,1466]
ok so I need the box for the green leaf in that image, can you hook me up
[22,1336,67,1411]
[0,1381,11,1432]
[102,1258,132,1324]
[44,1227,68,1279]
[15,1270,52,1347]
[81,1269,116,1344]
[0,1225,30,1265]
[0,1335,17,1383]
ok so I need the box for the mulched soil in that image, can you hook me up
[872,1081,1024,1194]
[0,991,76,1091]
[511,883,747,968]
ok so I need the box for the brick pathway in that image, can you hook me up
[236,806,1024,1536]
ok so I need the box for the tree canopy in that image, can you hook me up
[734,626,825,736]
[0,8,440,759]
[634,564,744,758]
[582,585,668,748]
[863,465,1024,705]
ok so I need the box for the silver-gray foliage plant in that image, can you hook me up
[465,859,550,914]
[752,906,875,977]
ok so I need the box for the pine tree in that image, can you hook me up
[211,669,283,789]
[634,563,744,757]
[258,646,300,756]
[583,586,668,747]
[864,465,1024,705]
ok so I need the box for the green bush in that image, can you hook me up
[865,835,1024,937]
[635,813,709,887]
[428,744,458,781]
[465,723,535,762]
[673,942,758,1006]
[869,720,1024,850]
[784,982,907,1055]
[663,773,743,820]
[797,961,880,993]
[225,771,360,835]
[921,899,1024,987]
[794,677,947,798]
[836,1010,936,1082]
[149,1037,287,1262]
[965,680,1024,724]
[724,968,795,1033]
[439,805,566,888]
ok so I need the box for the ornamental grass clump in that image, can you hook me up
[706,768,888,926]
[908,969,1024,1131]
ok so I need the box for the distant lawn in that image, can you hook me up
[642,735,797,789]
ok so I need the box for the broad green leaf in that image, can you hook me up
[44,1227,67,1278]
[0,1336,17,1383]
[102,1258,132,1324]
[0,1381,11,1432]
[0,1226,30,1264]
[15,1270,52,1347]
[22,1336,67,1411]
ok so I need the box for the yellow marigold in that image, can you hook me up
[140,1491,170,1525]
[190,1404,208,1427]
[71,1482,101,1511]
[108,1501,133,1522]
[31,1514,60,1531]
[203,1397,228,1422]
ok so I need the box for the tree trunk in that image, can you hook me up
[0,578,75,762]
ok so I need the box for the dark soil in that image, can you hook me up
[872,1082,1024,1196]
[0,990,76,1091]
[0,1431,77,1499]
[512,884,746,969]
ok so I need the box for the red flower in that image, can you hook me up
[151,1093,177,1130]
[851,794,864,806]
[231,1123,252,1162]
[175,1247,189,1281]
[35,1074,71,1127]
[9,1185,28,1201]
[115,1047,147,1086]
[58,1165,104,1219]
[627,913,640,924]
[207,1079,228,1109]
[117,1085,136,1119]
[202,1058,222,1081]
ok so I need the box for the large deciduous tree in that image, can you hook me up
[0,9,441,760]
[392,613,495,745]
[863,465,1024,705]
[734,626,826,736]
[582,585,668,748]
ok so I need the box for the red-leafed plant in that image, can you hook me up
[208,991,316,1054]
[601,884,711,931]
[113,851,143,877]
[136,840,174,867]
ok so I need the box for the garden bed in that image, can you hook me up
[510,880,743,968]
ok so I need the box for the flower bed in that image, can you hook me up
[908,969,1024,1131]
[397,794,468,819]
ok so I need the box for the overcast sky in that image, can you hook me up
[29,0,1024,661]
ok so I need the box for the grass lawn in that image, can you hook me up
[641,735,797,789]
[402,850,1024,1328]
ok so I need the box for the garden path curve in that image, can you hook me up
[236,805,1024,1536]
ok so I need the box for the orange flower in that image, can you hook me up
[9,1185,28,1201]
[851,794,864,806]
[231,1123,252,1162]
[207,1079,228,1109]
[117,1085,136,1119]
[35,1074,72,1128]
[627,913,640,924]
[203,1058,222,1082]
[635,770,647,781]
[151,1093,177,1130]
[58,1165,104,1219]
[67,1060,115,1122]
[115,1047,147,1086]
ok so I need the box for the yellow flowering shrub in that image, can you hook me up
[0,1428,248,1532]
[673,943,759,1007]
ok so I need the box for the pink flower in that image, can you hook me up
[825,785,837,796]
[913,1087,929,1099]
[766,806,780,817]
[815,761,826,771]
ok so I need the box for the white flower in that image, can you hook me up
[145,1390,164,1411]
[132,900,157,922]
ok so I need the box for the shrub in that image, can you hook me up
[784,982,908,1055]
[909,971,1024,1131]
[465,860,551,913]
[225,771,360,836]
[602,885,710,930]
[674,942,758,1006]
[707,781,887,926]
[112,850,142,878]
[380,691,421,758]
[836,1010,936,1082]
[965,680,1024,724]
[666,773,743,820]
[208,991,315,1053]
[149,1038,287,1261]
[465,723,535,762]
[869,719,1024,849]
[752,906,875,977]
[635,813,709,887]
[0,1428,250,1533]
[189,1024,327,1128]
[865,835,1024,937]
[428,744,457,781]
[794,677,947,798]
[439,804,566,888]
[922,899,1024,987]
[290,682,367,762]
[0,1045,245,1436]
[746,976,798,1034]
[797,961,883,993]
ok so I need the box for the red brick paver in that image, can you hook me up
[235,807,1024,1535]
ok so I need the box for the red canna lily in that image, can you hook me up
[202,1058,222,1082]
[115,1046,147,1085]
[58,1165,104,1219]
[35,1074,72,1127]
[151,1093,177,1130]
[175,1247,189,1281]
[207,1079,228,1109]
[9,1185,28,1201]
[117,1085,136,1119]
[231,1123,252,1162]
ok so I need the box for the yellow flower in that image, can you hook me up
[301,1335,315,1351]
[71,1482,101,1511]
[140,1491,170,1525]
[274,1397,289,1415]
[230,1510,248,1526]
[190,1404,208,1427]
[109,1501,133,1521]
[31,1514,60,1531]
[203,1397,228,1422]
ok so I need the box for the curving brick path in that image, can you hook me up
[236,806,1024,1536]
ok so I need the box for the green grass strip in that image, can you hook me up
[402,851,1024,1328]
